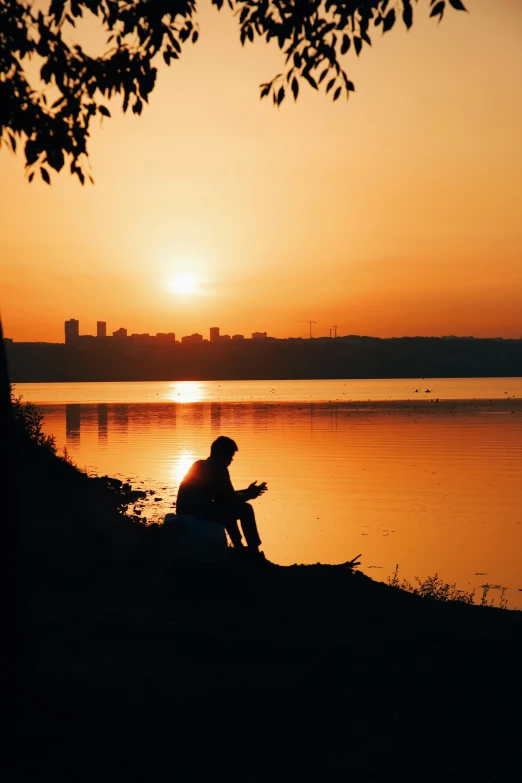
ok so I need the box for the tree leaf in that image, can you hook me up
[449,0,466,9]
[166,30,181,53]
[354,37,362,56]
[318,68,329,84]
[303,71,318,90]
[40,167,51,185]
[291,77,299,100]
[402,0,413,29]
[98,105,111,117]
[326,78,335,94]
[430,2,445,19]
[341,34,350,55]
[382,9,396,33]
[333,86,342,101]
[47,148,64,172]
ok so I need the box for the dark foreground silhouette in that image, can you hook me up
[5,411,522,782]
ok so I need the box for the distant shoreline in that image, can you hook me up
[7,336,522,383]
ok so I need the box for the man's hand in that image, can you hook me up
[246,481,267,500]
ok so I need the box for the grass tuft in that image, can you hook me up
[387,565,509,608]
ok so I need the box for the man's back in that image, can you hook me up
[176,457,235,516]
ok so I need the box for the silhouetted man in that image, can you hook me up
[176,436,268,562]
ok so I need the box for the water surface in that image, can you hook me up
[16,377,522,404]
[19,379,522,608]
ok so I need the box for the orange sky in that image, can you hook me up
[1,0,522,342]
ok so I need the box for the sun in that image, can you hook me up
[169,273,197,295]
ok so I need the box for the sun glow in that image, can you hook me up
[168,273,197,295]
[174,453,195,485]
[167,381,205,404]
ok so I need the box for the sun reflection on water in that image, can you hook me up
[167,382,205,404]
[174,453,195,486]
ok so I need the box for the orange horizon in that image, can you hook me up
[4,318,521,344]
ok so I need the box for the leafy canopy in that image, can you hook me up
[0,0,467,184]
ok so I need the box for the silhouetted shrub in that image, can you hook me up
[388,565,476,605]
[11,390,56,454]
[387,565,510,608]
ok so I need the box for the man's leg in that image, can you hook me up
[222,517,243,548]
[216,501,262,550]
[237,502,262,550]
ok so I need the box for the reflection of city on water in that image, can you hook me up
[211,403,221,432]
[98,403,108,441]
[113,404,129,433]
[64,401,368,446]
[65,404,81,442]
[66,403,130,444]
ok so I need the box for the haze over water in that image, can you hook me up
[19,378,522,608]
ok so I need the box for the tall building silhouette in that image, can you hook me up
[97,321,107,338]
[210,326,220,343]
[64,319,79,344]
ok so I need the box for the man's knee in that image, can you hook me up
[239,502,255,520]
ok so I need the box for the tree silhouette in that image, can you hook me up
[1,0,466,184]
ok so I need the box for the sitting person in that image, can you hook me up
[176,436,268,562]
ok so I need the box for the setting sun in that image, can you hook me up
[168,273,197,295]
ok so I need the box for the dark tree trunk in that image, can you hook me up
[0,317,30,757]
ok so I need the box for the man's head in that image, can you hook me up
[210,436,238,466]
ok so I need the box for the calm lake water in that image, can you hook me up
[17,378,522,608]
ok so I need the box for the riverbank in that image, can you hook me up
[6,422,522,781]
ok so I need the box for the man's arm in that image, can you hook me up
[236,481,267,501]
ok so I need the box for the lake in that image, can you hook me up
[16,378,522,608]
